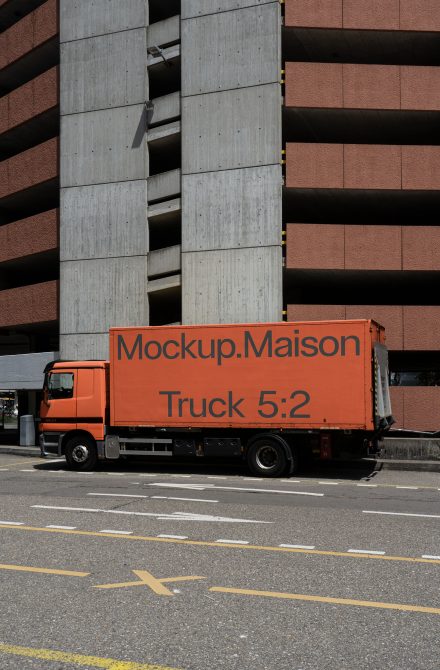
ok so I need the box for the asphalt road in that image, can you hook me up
[0,453,439,670]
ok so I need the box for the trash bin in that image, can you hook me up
[20,414,35,447]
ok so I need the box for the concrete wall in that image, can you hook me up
[181,1,282,324]
[59,1,149,360]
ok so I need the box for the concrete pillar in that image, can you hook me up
[59,1,150,360]
[181,1,282,324]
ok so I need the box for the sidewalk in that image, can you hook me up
[0,444,41,457]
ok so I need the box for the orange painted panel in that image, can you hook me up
[110,322,378,430]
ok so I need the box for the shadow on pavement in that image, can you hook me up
[33,455,378,481]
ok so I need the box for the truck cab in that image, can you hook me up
[39,361,108,468]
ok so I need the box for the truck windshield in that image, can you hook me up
[48,372,74,400]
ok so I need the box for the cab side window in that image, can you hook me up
[48,373,74,400]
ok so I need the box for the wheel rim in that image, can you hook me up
[71,444,89,463]
[255,444,279,471]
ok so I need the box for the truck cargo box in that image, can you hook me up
[110,320,389,431]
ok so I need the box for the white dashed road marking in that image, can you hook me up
[46,525,76,530]
[279,544,315,549]
[88,493,148,499]
[0,521,23,526]
[31,505,271,524]
[99,529,133,535]
[363,510,440,519]
[216,539,249,545]
[157,534,188,540]
[150,496,219,503]
[347,549,386,555]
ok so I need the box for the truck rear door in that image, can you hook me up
[374,343,393,429]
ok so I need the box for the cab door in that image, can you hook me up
[41,369,77,431]
[76,368,105,440]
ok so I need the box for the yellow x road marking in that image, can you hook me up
[94,569,206,596]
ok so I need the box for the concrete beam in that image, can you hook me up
[148,169,181,203]
[148,245,181,278]
[147,15,180,48]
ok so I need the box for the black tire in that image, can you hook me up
[65,435,97,471]
[246,436,289,477]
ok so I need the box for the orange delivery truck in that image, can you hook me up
[39,320,393,477]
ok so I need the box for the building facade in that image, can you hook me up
[0,0,439,434]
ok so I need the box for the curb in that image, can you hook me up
[377,459,440,473]
[0,446,41,457]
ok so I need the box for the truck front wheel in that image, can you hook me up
[65,435,97,471]
[246,436,289,477]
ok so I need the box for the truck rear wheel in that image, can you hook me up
[246,436,289,477]
[65,435,97,471]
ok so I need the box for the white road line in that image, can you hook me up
[0,521,24,525]
[395,486,419,490]
[207,476,227,480]
[347,549,386,555]
[99,529,133,535]
[19,469,34,472]
[150,483,324,497]
[357,484,377,487]
[318,481,339,485]
[47,470,63,473]
[43,459,64,463]
[422,554,440,560]
[243,478,263,481]
[280,479,301,483]
[139,474,157,477]
[46,525,76,530]
[157,534,188,540]
[216,539,249,545]
[150,496,219,503]
[279,544,315,549]
[0,468,8,471]
[171,474,192,478]
[363,510,440,519]
[87,493,149,499]
[105,472,126,476]
[31,505,270,524]
[78,472,94,475]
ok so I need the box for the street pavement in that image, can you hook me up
[0,453,439,669]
